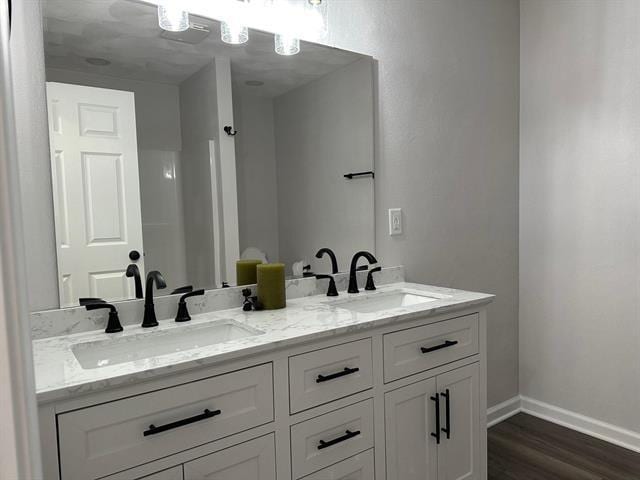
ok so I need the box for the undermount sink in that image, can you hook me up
[333,289,445,314]
[71,319,263,369]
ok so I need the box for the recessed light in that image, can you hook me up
[308,0,322,5]
[245,80,264,86]
[85,57,111,66]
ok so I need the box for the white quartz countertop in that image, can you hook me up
[32,282,493,403]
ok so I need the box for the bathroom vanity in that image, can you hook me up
[33,276,492,480]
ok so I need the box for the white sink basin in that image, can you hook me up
[71,319,263,369]
[333,289,445,314]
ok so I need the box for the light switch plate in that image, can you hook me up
[389,208,402,235]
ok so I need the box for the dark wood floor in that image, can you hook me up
[488,413,640,480]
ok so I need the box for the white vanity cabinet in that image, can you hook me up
[40,307,487,480]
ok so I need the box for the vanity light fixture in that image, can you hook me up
[221,20,249,44]
[157,1,189,32]
[275,33,300,56]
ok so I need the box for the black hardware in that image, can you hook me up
[250,296,264,310]
[222,282,230,288]
[364,266,382,291]
[223,126,238,136]
[143,408,221,437]
[344,171,374,180]
[315,247,339,274]
[316,367,360,383]
[126,264,143,299]
[431,393,441,444]
[79,297,105,306]
[441,388,451,439]
[242,288,253,311]
[315,274,338,297]
[348,251,378,294]
[421,340,458,354]
[302,264,315,277]
[142,270,167,328]
[85,303,123,333]
[175,289,205,322]
[171,285,194,295]
[129,249,141,261]
[317,429,360,450]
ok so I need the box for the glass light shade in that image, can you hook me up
[275,34,300,56]
[221,21,249,44]
[158,4,189,32]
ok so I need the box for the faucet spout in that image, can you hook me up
[142,270,166,328]
[348,251,377,294]
[126,264,143,299]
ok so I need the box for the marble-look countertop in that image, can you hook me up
[32,282,493,404]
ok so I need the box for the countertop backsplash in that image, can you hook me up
[30,266,405,340]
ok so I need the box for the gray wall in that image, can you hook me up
[520,0,640,431]
[179,62,219,290]
[15,0,519,408]
[274,58,375,272]
[233,92,280,263]
[324,0,520,407]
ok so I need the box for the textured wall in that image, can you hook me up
[520,0,640,431]
[323,0,520,407]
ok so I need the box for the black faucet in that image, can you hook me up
[365,266,382,291]
[175,289,205,322]
[348,251,378,294]
[142,270,167,328]
[315,274,339,296]
[125,264,143,299]
[315,247,339,274]
[85,303,123,333]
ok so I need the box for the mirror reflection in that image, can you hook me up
[42,0,375,307]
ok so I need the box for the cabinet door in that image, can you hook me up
[385,378,438,480]
[183,435,275,480]
[436,364,480,480]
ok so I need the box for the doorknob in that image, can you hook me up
[129,250,141,261]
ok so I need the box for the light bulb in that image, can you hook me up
[158,3,189,32]
[221,21,249,44]
[275,34,300,56]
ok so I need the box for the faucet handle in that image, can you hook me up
[316,274,339,297]
[175,289,205,322]
[171,285,193,295]
[365,266,382,291]
[85,303,123,333]
[79,297,106,306]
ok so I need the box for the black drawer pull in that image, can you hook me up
[317,429,361,450]
[441,389,451,439]
[316,367,360,383]
[431,394,441,444]
[421,340,458,354]
[143,408,221,437]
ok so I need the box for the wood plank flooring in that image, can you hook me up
[488,413,640,480]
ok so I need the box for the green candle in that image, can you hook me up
[236,259,262,286]
[257,263,286,310]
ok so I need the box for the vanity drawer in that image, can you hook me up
[289,338,373,413]
[383,313,479,382]
[299,449,374,480]
[290,399,374,479]
[58,363,274,480]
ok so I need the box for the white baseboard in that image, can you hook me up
[520,396,640,454]
[487,396,521,427]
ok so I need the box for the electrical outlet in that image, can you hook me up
[389,208,402,236]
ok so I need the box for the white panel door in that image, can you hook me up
[436,364,480,480]
[46,82,144,306]
[183,435,275,480]
[385,377,438,480]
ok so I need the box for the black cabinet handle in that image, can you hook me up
[430,393,441,444]
[421,340,458,354]
[143,408,221,437]
[317,429,361,450]
[316,367,360,383]
[441,389,451,439]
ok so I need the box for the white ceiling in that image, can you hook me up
[42,0,366,98]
